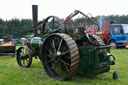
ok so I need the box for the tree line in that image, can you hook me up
[0,15,128,38]
[0,18,32,38]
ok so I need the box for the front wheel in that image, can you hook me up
[109,41,117,48]
[16,46,32,68]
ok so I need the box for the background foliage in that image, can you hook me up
[0,18,32,38]
[0,15,128,38]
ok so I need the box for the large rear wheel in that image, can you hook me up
[42,33,80,80]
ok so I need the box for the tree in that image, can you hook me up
[0,18,8,38]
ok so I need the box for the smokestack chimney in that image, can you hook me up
[32,5,38,26]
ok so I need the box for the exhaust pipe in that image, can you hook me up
[32,5,38,26]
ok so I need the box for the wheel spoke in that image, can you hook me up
[46,23,52,32]
[65,56,71,59]
[47,53,54,58]
[62,45,68,52]
[51,55,61,69]
[63,62,70,72]
[59,59,70,66]
[46,57,54,65]
[57,38,63,52]
[46,47,54,57]
[56,61,62,76]
[52,40,56,53]
[51,61,57,70]
[61,50,70,56]
[52,17,55,29]
[23,59,26,66]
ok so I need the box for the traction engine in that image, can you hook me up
[16,5,116,80]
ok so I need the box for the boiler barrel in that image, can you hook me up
[27,37,42,51]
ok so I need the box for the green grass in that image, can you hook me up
[0,49,128,85]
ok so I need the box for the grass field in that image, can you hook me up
[0,48,128,85]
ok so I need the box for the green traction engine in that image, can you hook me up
[16,5,116,80]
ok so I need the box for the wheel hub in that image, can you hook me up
[56,51,61,56]
[21,55,29,59]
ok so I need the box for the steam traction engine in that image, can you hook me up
[16,5,116,80]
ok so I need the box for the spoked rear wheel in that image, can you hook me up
[16,47,32,68]
[42,33,80,80]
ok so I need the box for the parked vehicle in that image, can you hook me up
[97,22,128,48]
[0,36,15,56]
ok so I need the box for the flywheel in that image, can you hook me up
[41,33,80,80]
[42,16,64,35]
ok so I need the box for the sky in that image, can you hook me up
[0,0,128,20]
